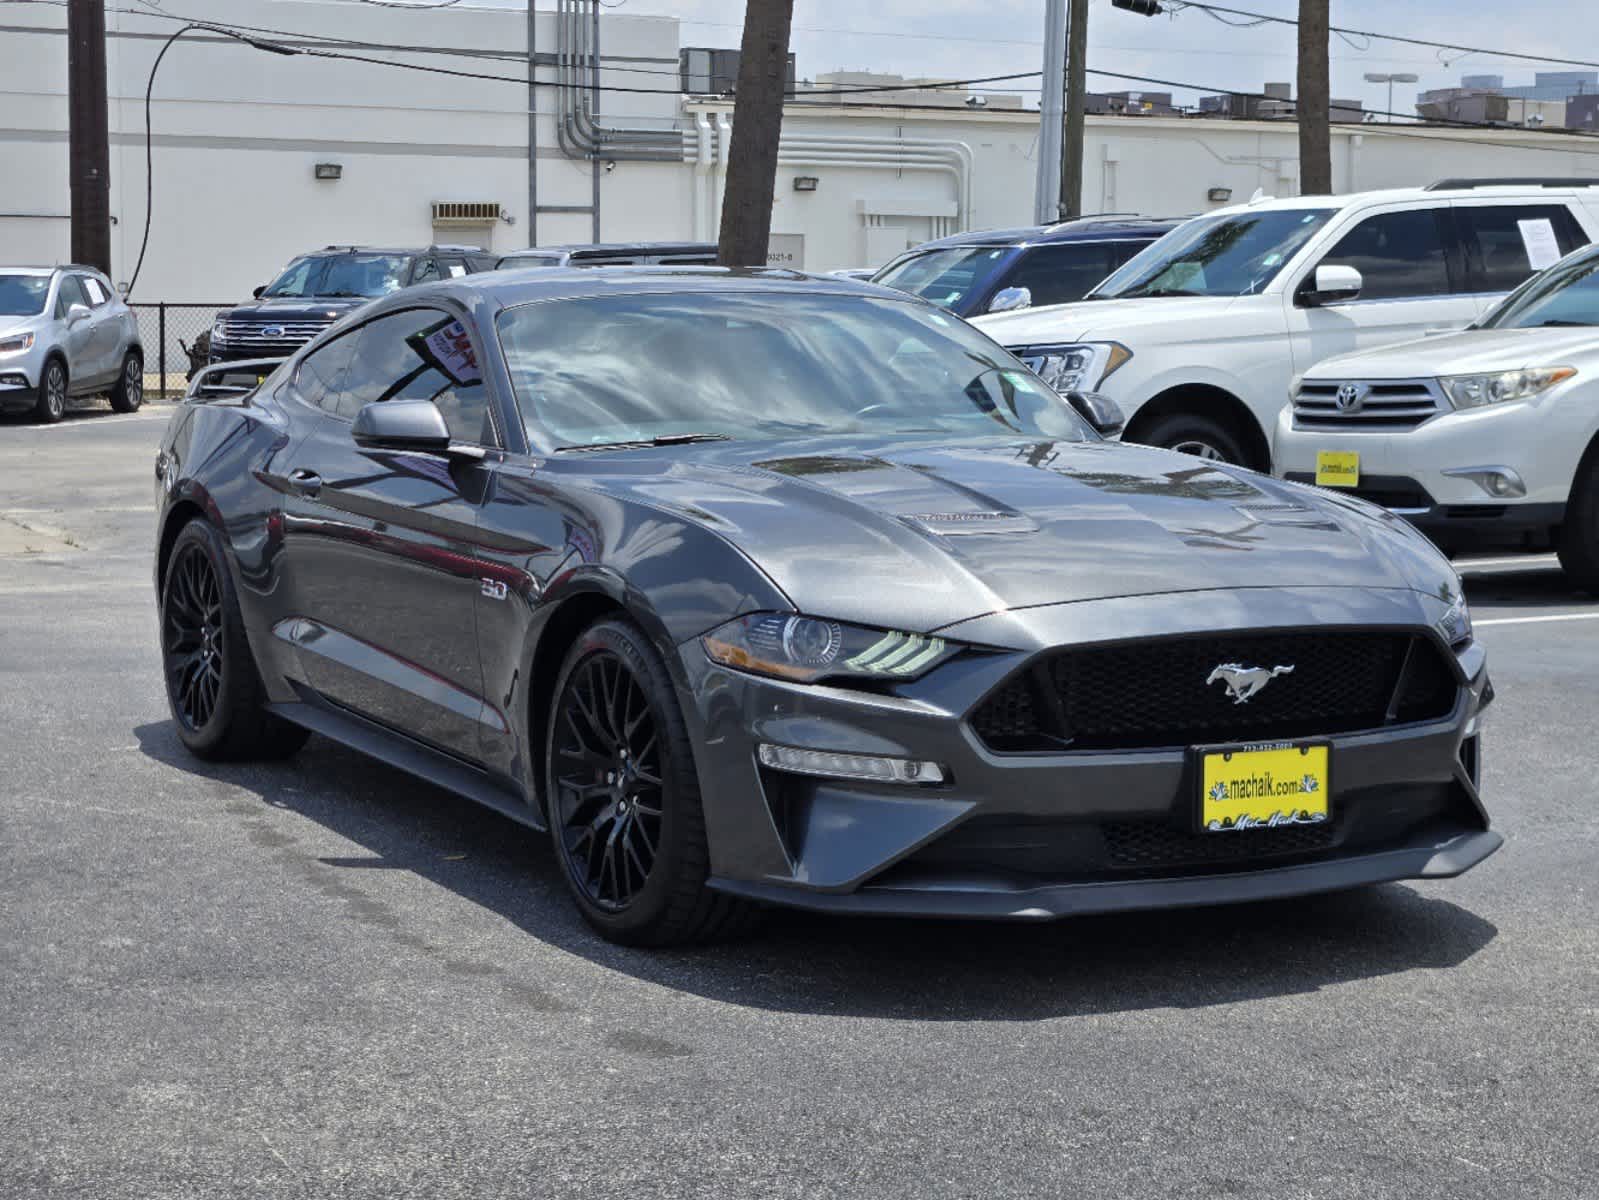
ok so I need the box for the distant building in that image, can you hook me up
[1199,82,1361,123]
[1418,88,1569,128]
[1502,71,1598,102]
[799,70,1023,110]
[1570,94,1599,131]
[1085,90,1179,117]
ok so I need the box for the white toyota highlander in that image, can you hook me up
[976,179,1599,469]
[1273,241,1599,589]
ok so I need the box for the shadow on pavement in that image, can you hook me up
[1460,557,1594,611]
[134,719,1498,1023]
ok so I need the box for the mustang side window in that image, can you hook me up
[295,333,359,411]
[336,309,494,445]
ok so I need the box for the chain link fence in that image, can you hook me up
[129,303,233,398]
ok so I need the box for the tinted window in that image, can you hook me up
[1003,244,1118,307]
[1316,209,1451,301]
[872,246,1014,311]
[498,293,1093,449]
[335,308,494,444]
[81,276,110,306]
[262,254,410,299]
[1456,204,1588,294]
[55,274,88,317]
[410,258,441,285]
[1482,245,1599,329]
[1093,209,1336,299]
[0,275,51,316]
[295,333,359,411]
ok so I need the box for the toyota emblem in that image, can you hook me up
[1335,382,1367,413]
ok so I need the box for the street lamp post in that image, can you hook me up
[1364,71,1420,122]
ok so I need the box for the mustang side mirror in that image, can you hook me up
[352,399,452,453]
[1064,390,1124,437]
[988,286,1033,314]
[1298,264,1363,308]
[252,285,267,299]
[66,303,91,325]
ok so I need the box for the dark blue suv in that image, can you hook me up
[870,216,1180,318]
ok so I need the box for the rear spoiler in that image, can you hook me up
[186,358,286,402]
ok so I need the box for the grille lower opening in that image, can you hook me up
[970,631,1460,753]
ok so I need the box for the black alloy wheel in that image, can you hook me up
[158,520,308,761]
[163,541,225,733]
[544,618,758,945]
[551,647,666,911]
[36,358,67,424]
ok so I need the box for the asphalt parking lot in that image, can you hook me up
[3,401,1596,1200]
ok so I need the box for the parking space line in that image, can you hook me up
[1476,611,1599,627]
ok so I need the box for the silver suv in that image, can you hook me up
[0,265,143,423]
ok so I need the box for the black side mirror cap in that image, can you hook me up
[252,285,266,299]
[351,399,452,453]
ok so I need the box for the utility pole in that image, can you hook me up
[67,0,112,274]
[1296,0,1332,194]
[1033,0,1066,224]
[1060,0,1088,219]
[718,0,795,267]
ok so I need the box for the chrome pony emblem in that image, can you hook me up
[1335,382,1367,413]
[1206,662,1294,704]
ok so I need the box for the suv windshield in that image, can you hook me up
[873,246,1013,310]
[0,274,51,316]
[1481,246,1599,329]
[261,253,410,299]
[1089,208,1335,299]
[498,292,1093,449]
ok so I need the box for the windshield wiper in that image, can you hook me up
[554,432,732,453]
[317,290,375,299]
[1120,287,1205,299]
[1535,319,1594,327]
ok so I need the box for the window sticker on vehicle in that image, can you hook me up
[407,319,481,386]
[1518,219,1562,271]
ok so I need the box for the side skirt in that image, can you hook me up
[265,697,547,833]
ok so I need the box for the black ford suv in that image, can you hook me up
[207,244,497,364]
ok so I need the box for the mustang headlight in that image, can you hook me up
[1441,366,1575,409]
[1015,341,1132,394]
[1437,588,1472,649]
[0,331,35,355]
[702,613,959,684]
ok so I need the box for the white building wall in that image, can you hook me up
[3,0,1596,299]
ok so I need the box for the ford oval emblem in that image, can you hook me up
[261,325,285,338]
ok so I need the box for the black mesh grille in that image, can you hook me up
[971,632,1459,752]
[1103,818,1337,867]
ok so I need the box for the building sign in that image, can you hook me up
[767,234,805,270]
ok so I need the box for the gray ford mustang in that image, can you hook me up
[153,268,1498,945]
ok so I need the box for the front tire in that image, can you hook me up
[1558,457,1599,594]
[1137,412,1249,466]
[160,519,309,761]
[544,617,758,946]
[34,358,67,424]
[110,351,143,413]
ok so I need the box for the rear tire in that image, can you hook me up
[544,617,760,946]
[34,357,67,424]
[1558,457,1599,595]
[160,519,309,762]
[109,351,143,413]
[1136,411,1249,466]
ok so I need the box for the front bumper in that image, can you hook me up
[680,586,1494,920]
[0,344,43,410]
[1273,401,1571,547]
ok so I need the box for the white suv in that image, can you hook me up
[1274,241,1599,588]
[975,179,1599,469]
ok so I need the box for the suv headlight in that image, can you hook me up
[0,332,35,355]
[1441,366,1575,409]
[210,318,227,344]
[703,614,960,684]
[1015,342,1132,393]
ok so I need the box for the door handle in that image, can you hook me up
[287,469,323,498]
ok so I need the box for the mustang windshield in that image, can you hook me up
[0,274,51,316]
[873,246,1013,310]
[1089,208,1334,299]
[261,254,410,299]
[1480,246,1599,329]
[498,292,1095,449]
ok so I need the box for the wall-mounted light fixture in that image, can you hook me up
[793,175,819,193]
[1207,186,1233,202]
[314,162,343,181]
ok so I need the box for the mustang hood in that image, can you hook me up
[584,437,1452,633]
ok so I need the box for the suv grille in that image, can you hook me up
[970,631,1459,753]
[1293,379,1445,430]
[214,319,333,351]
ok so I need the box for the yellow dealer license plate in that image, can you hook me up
[1316,450,1360,488]
[1198,742,1331,833]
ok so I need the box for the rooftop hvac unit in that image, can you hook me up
[432,201,502,227]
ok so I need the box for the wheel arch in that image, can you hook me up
[155,499,207,594]
[1123,383,1271,470]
